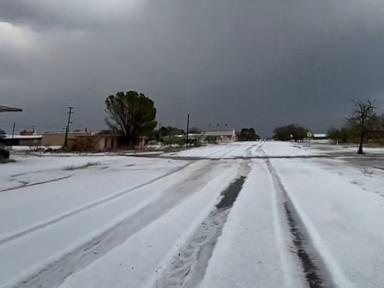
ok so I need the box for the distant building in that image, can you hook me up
[70,134,119,152]
[20,129,37,136]
[41,132,90,147]
[202,129,237,143]
[312,133,330,144]
[313,133,329,140]
[41,131,120,152]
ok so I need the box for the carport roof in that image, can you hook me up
[0,105,23,112]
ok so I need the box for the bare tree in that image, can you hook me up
[348,99,376,154]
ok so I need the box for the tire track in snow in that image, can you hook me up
[140,153,333,161]
[155,143,261,161]
[152,161,250,288]
[265,157,335,288]
[246,141,263,157]
[0,175,73,193]
[210,143,247,159]
[202,144,238,158]
[193,143,243,159]
[170,145,231,159]
[7,161,219,288]
[0,161,194,247]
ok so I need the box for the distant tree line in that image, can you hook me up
[273,124,309,141]
[103,91,383,154]
[104,91,265,147]
[271,99,384,154]
[153,126,185,145]
[238,128,260,141]
[327,100,384,153]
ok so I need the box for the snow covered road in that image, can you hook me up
[0,142,383,288]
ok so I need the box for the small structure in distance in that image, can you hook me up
[202,129,237,143]
[311,133,330,144]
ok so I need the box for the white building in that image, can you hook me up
[312,133,330,144]
[313,133,328,140]
[202,129,237,143]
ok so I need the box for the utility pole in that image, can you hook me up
[9,122,16,150]
[186,113,190,148]
[11,122,16,138]
[63,106,74,149]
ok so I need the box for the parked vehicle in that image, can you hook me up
[0,129,6,139]
[0,129,10,160]
[0,147,9,160]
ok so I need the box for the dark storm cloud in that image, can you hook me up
[1,0,384,135]
[0,0,135,29]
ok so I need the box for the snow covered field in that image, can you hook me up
[0,142,383,288]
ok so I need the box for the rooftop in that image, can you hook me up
[203,130,235,137]
[0,105,23,112]
[313,133,328,138]
[4,134,42,139]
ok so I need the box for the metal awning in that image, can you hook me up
[0,105,23,112]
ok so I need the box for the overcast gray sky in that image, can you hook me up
[1,0,384,136]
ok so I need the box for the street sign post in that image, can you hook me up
[306,131,313,147]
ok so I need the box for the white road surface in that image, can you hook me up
[0,142,383,288]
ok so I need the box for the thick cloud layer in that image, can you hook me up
[1,0,384,135]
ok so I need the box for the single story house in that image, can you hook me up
[202,130,237,143]
[313,133,328,140]
[41,132,91,147]
[311,133,330,144]
[70,134,119,152]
